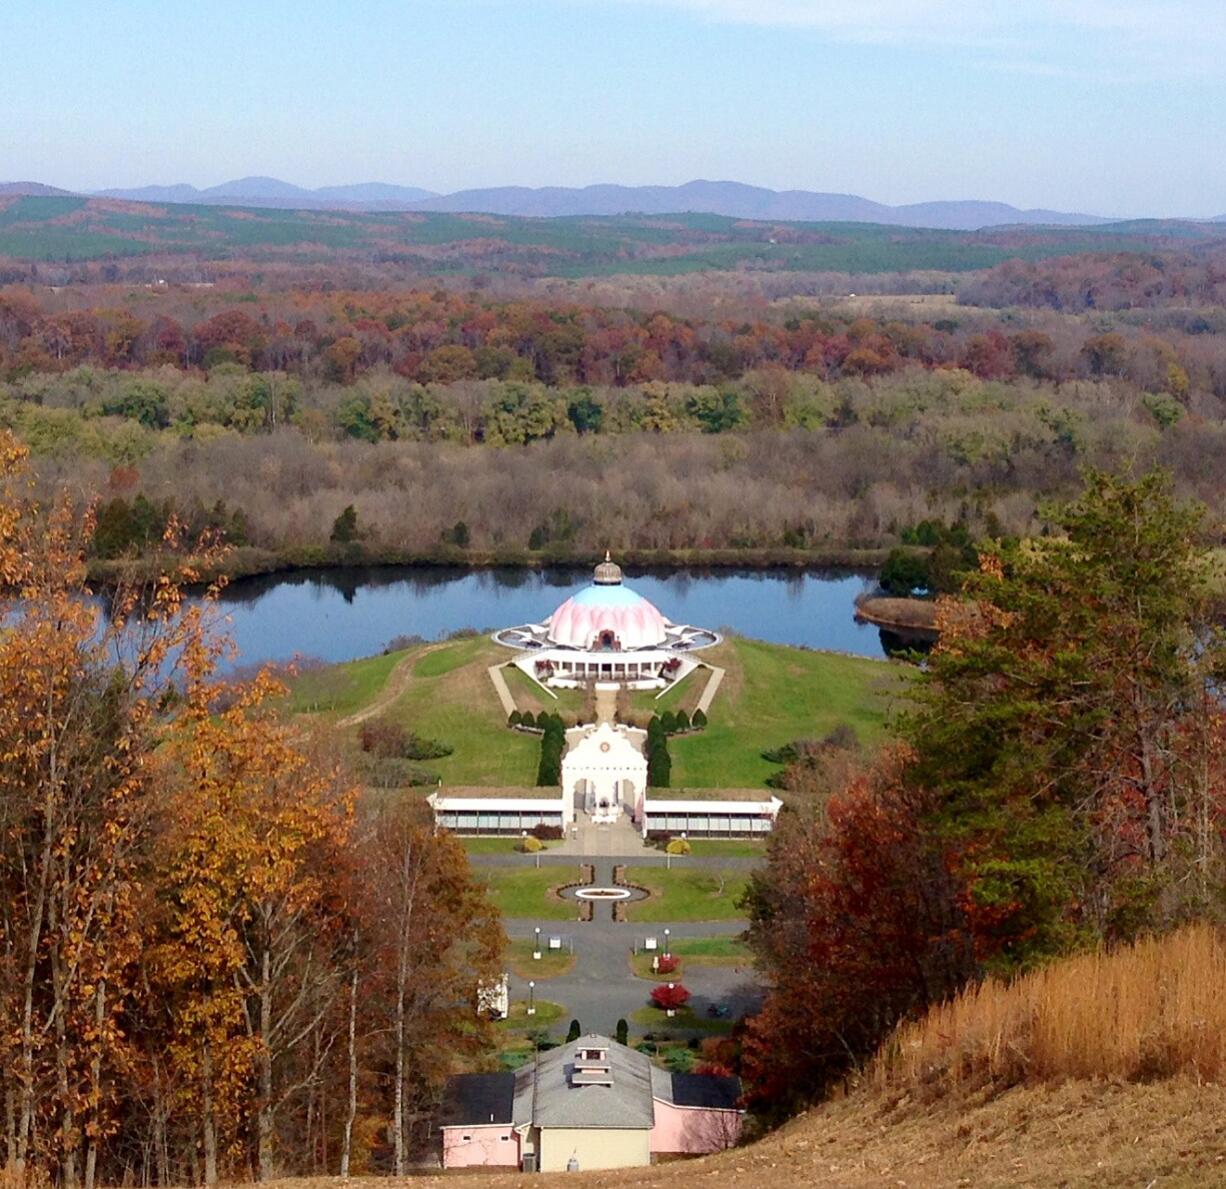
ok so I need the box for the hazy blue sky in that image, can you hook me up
[2,0,1223,216]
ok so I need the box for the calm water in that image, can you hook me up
[202,565,901,668]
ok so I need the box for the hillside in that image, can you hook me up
[12,176,1112,227]
[0,193,1206,278]
[367,1081,1223,1187]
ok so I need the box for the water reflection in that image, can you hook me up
[198,565,891,669]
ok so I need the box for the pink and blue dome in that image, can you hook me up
[547,560,668,651]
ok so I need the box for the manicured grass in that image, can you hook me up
[630,937,752,979]
[480,868,580,921]
[667,637,906,787]
[462,837,556,855]
[627,668,703,718]
[630,1006,734,1034]
[285,649,405,716]
[384,637,540,784]
[495,1000,565,1030]
[502,665,586,719]
[505,938,576,980]
[413,635,488,677]
[683,839,768,858]
[622,867,750,923]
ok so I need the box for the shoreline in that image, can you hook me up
[86,543,896,587]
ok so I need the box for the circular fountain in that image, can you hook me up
[561,883,649,904]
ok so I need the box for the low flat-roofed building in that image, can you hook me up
[437,1035,742,1172]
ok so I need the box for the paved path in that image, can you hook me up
[695,665,725,715]
[486,664,518,717]
[594,686,618,724]
[483,847,766,1038]
[504,908,760,1038]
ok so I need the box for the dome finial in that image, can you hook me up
[594,551,622,585]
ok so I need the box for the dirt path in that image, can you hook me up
[335,647,437,729]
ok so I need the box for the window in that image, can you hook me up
[461,1134,471,1142]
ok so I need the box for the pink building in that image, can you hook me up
[438,1035,743,1172]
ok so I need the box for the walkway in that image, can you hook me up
[695,665,725,716]
[486,664,517,718]
[594,685,618,724]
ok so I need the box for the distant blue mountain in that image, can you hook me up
[4,174,1156,229]
[92,177,438,210]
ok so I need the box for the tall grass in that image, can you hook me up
[871,925,1226,1094]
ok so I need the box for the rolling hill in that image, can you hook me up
[6,175,1119,229]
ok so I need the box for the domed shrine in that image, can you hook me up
[493,554,718,689]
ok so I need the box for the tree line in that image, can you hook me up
[738,470,1226,1118]
[4,281,1226,395]
[0,431,502,1186]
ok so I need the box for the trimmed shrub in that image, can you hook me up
[566,1019,582,1043]
[657,954,679,974]
[650,983,691,1011]
[691,708,708,729]
[660,710,678,734]
[508,709,522,727]
[665,839,691,856]
[517,835,543,853]
[616,1018,629,1045]
[673,709,691,732]
[520,710,536,729]
[531,823,564,841]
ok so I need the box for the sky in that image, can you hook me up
[2,0,1224,217]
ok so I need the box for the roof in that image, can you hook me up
[523,1034,656,1130]
[648,787,784,804]
[669,1073,743,1111]
[438,1073,516,1128]
[548,584,669,651]
[432,785,566,802]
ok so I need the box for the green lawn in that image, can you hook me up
[630,1006,734,1034]
[683,839,768,858]
[630,937,752,979]
[462,837,556,855]
[285,649,405,717]
[667,637,905,787]
[505,938,576,980]
[480,868,580,921]
[495,1000,565,1030]
[384,638,541,784]
[502,665,586,719]
[622,867,750,922]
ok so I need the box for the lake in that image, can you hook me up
[202,565,906,668]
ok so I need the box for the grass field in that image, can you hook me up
[505,938,576,980]
[502,664,586,718]
[285,650,405,717]
[285,632,903,790]
[479,868,580,921]
[668,637,905,787]
[682,839,768,858]
[630,1005,734,1034]
[622,867,750,922]
[462,837,556,855]
[495,1000,565,1030]
[630,937,752,979]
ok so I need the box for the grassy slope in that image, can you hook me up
[669,638,905,788]
[383,637,540,785]
[285,634,903,789]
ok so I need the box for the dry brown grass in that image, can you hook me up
[872,924,1226,1095]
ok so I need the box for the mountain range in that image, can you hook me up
[4,176,1224,229]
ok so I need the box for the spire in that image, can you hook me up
[593,551,623,585]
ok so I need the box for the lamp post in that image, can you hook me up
[533,927,541,961]
[527,981,536,1016]
[663,928,670,958]
[666,982,676,1018]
